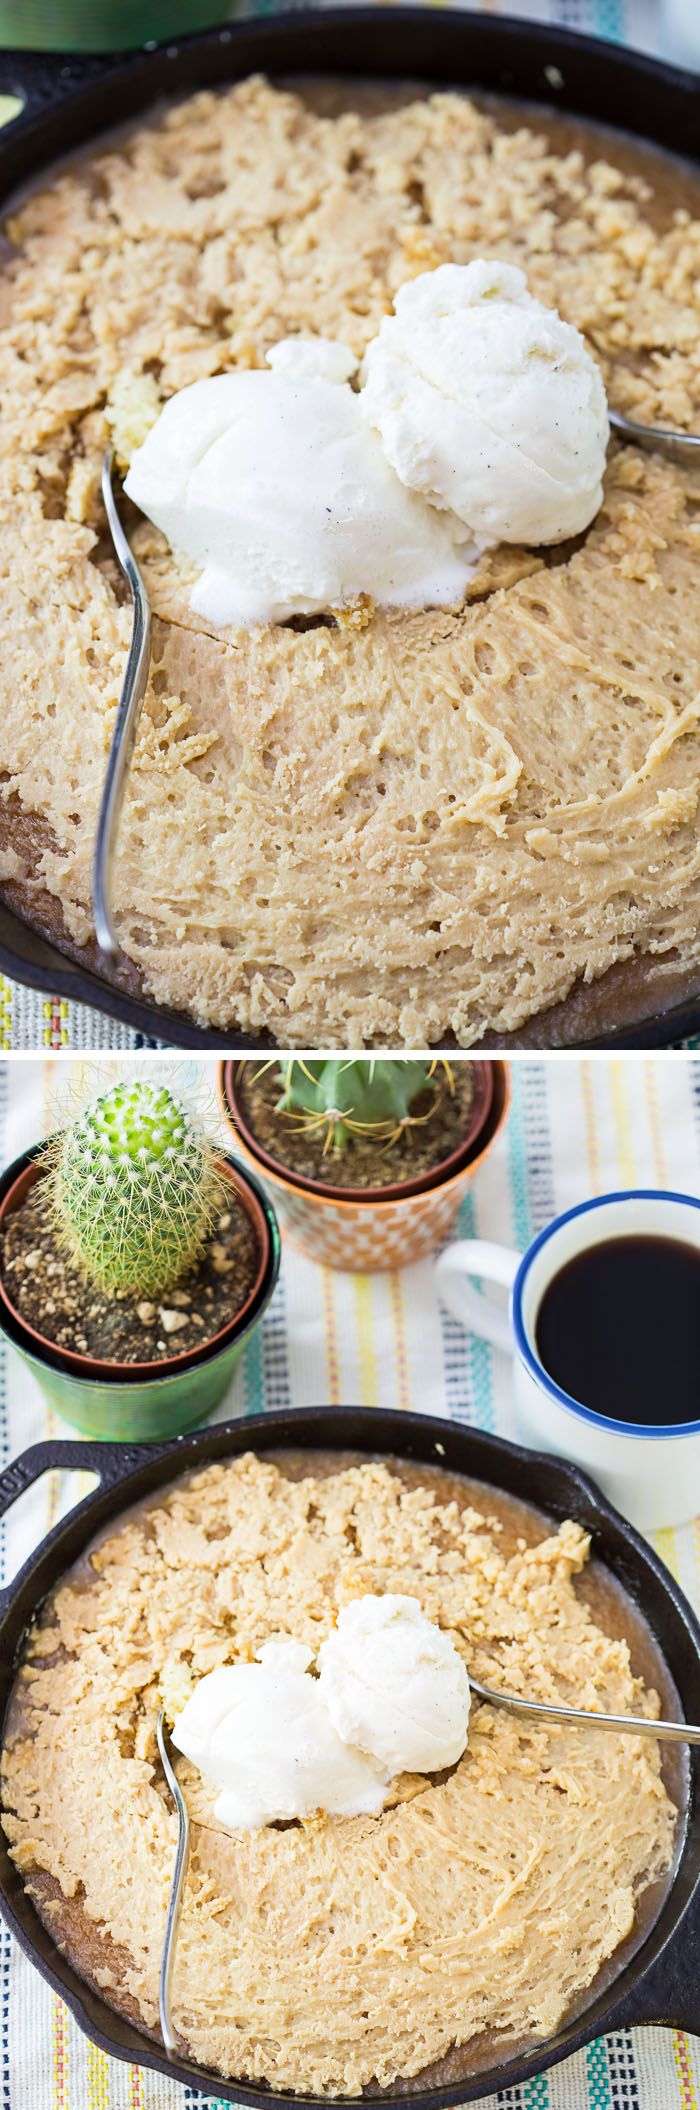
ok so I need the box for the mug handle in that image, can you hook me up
[434,1241,519,1353]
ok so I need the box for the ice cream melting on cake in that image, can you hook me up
[124,263,609,628]
[124,337,477,628]
[317,1593,471,1773]
[360,260,609,548]
[171,1594,471,1830]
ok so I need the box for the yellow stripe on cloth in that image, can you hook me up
[580,1062,603,1194]
[609,1059,637,1187]
[0,977,11,1050]
[644,1061,668,1189]
[86,2042,111,2110]
[674,2031,699,2110]
[653,1525,680,1581]
[353,1276,378,1406]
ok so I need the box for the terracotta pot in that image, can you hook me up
[226,1062,494,1204]
[0,1146,280,1439]
[219,1061,511,1273]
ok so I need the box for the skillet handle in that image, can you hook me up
[0,1437,165,1611]
[0,49,114,127]
[0,1438,161,1516]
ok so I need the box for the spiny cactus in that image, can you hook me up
[46,1079,228,1298]
[275,1058,451,1156]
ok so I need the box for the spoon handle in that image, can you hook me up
[468,1671,700,1738]
[156,1706,191,2057]
[469,1674,700,1745]
[92,449,153,962]
[609,406,700,466]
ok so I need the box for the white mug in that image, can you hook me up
[435,1189,700,1533]
[662,0,700,68]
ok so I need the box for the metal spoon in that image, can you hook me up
[609,405,700,466]
[469,1671,700,1746]
[156,1706,191,2057]
[152,1668,698,2056]
[92,449,152,962]
[92,405,699,964]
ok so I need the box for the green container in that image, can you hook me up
[0,2,235,52]
[8,1316,260,1438]
[0,1146,281,1440]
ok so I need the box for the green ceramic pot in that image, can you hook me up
[0,4,235,53]
[0,1145,280,1440]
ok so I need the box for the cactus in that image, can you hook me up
[274,1058,450,1156]
[46,1078,228,1298]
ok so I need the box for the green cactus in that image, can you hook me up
[46,1079,227,1298]
[275,1058,449,1156]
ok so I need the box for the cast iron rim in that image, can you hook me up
[0,1405,699,2104]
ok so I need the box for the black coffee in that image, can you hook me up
[535,1234,700,1426]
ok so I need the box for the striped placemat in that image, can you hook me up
[0,976,697,1053]
[1,1051,699,2105]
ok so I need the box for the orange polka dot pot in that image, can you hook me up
[218,1062,510,1273]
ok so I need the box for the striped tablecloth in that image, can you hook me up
[0,0,697,1048]
[1,1050,700,2107]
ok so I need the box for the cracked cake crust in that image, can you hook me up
[1,78,700,1043]
[0,1452,679,2094]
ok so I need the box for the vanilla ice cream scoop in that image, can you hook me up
[124,337,478,627]
[170,1639,389,1830]
[360,260,609,548]
[317,1594,471,1774]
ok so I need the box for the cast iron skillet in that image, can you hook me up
[0,1405,699,2101]
[0,15,700,1050]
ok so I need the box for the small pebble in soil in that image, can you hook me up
[1,1177,261,1365]
[210,1242,235,1273]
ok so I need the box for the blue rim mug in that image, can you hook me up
[435,1189,700,1532]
